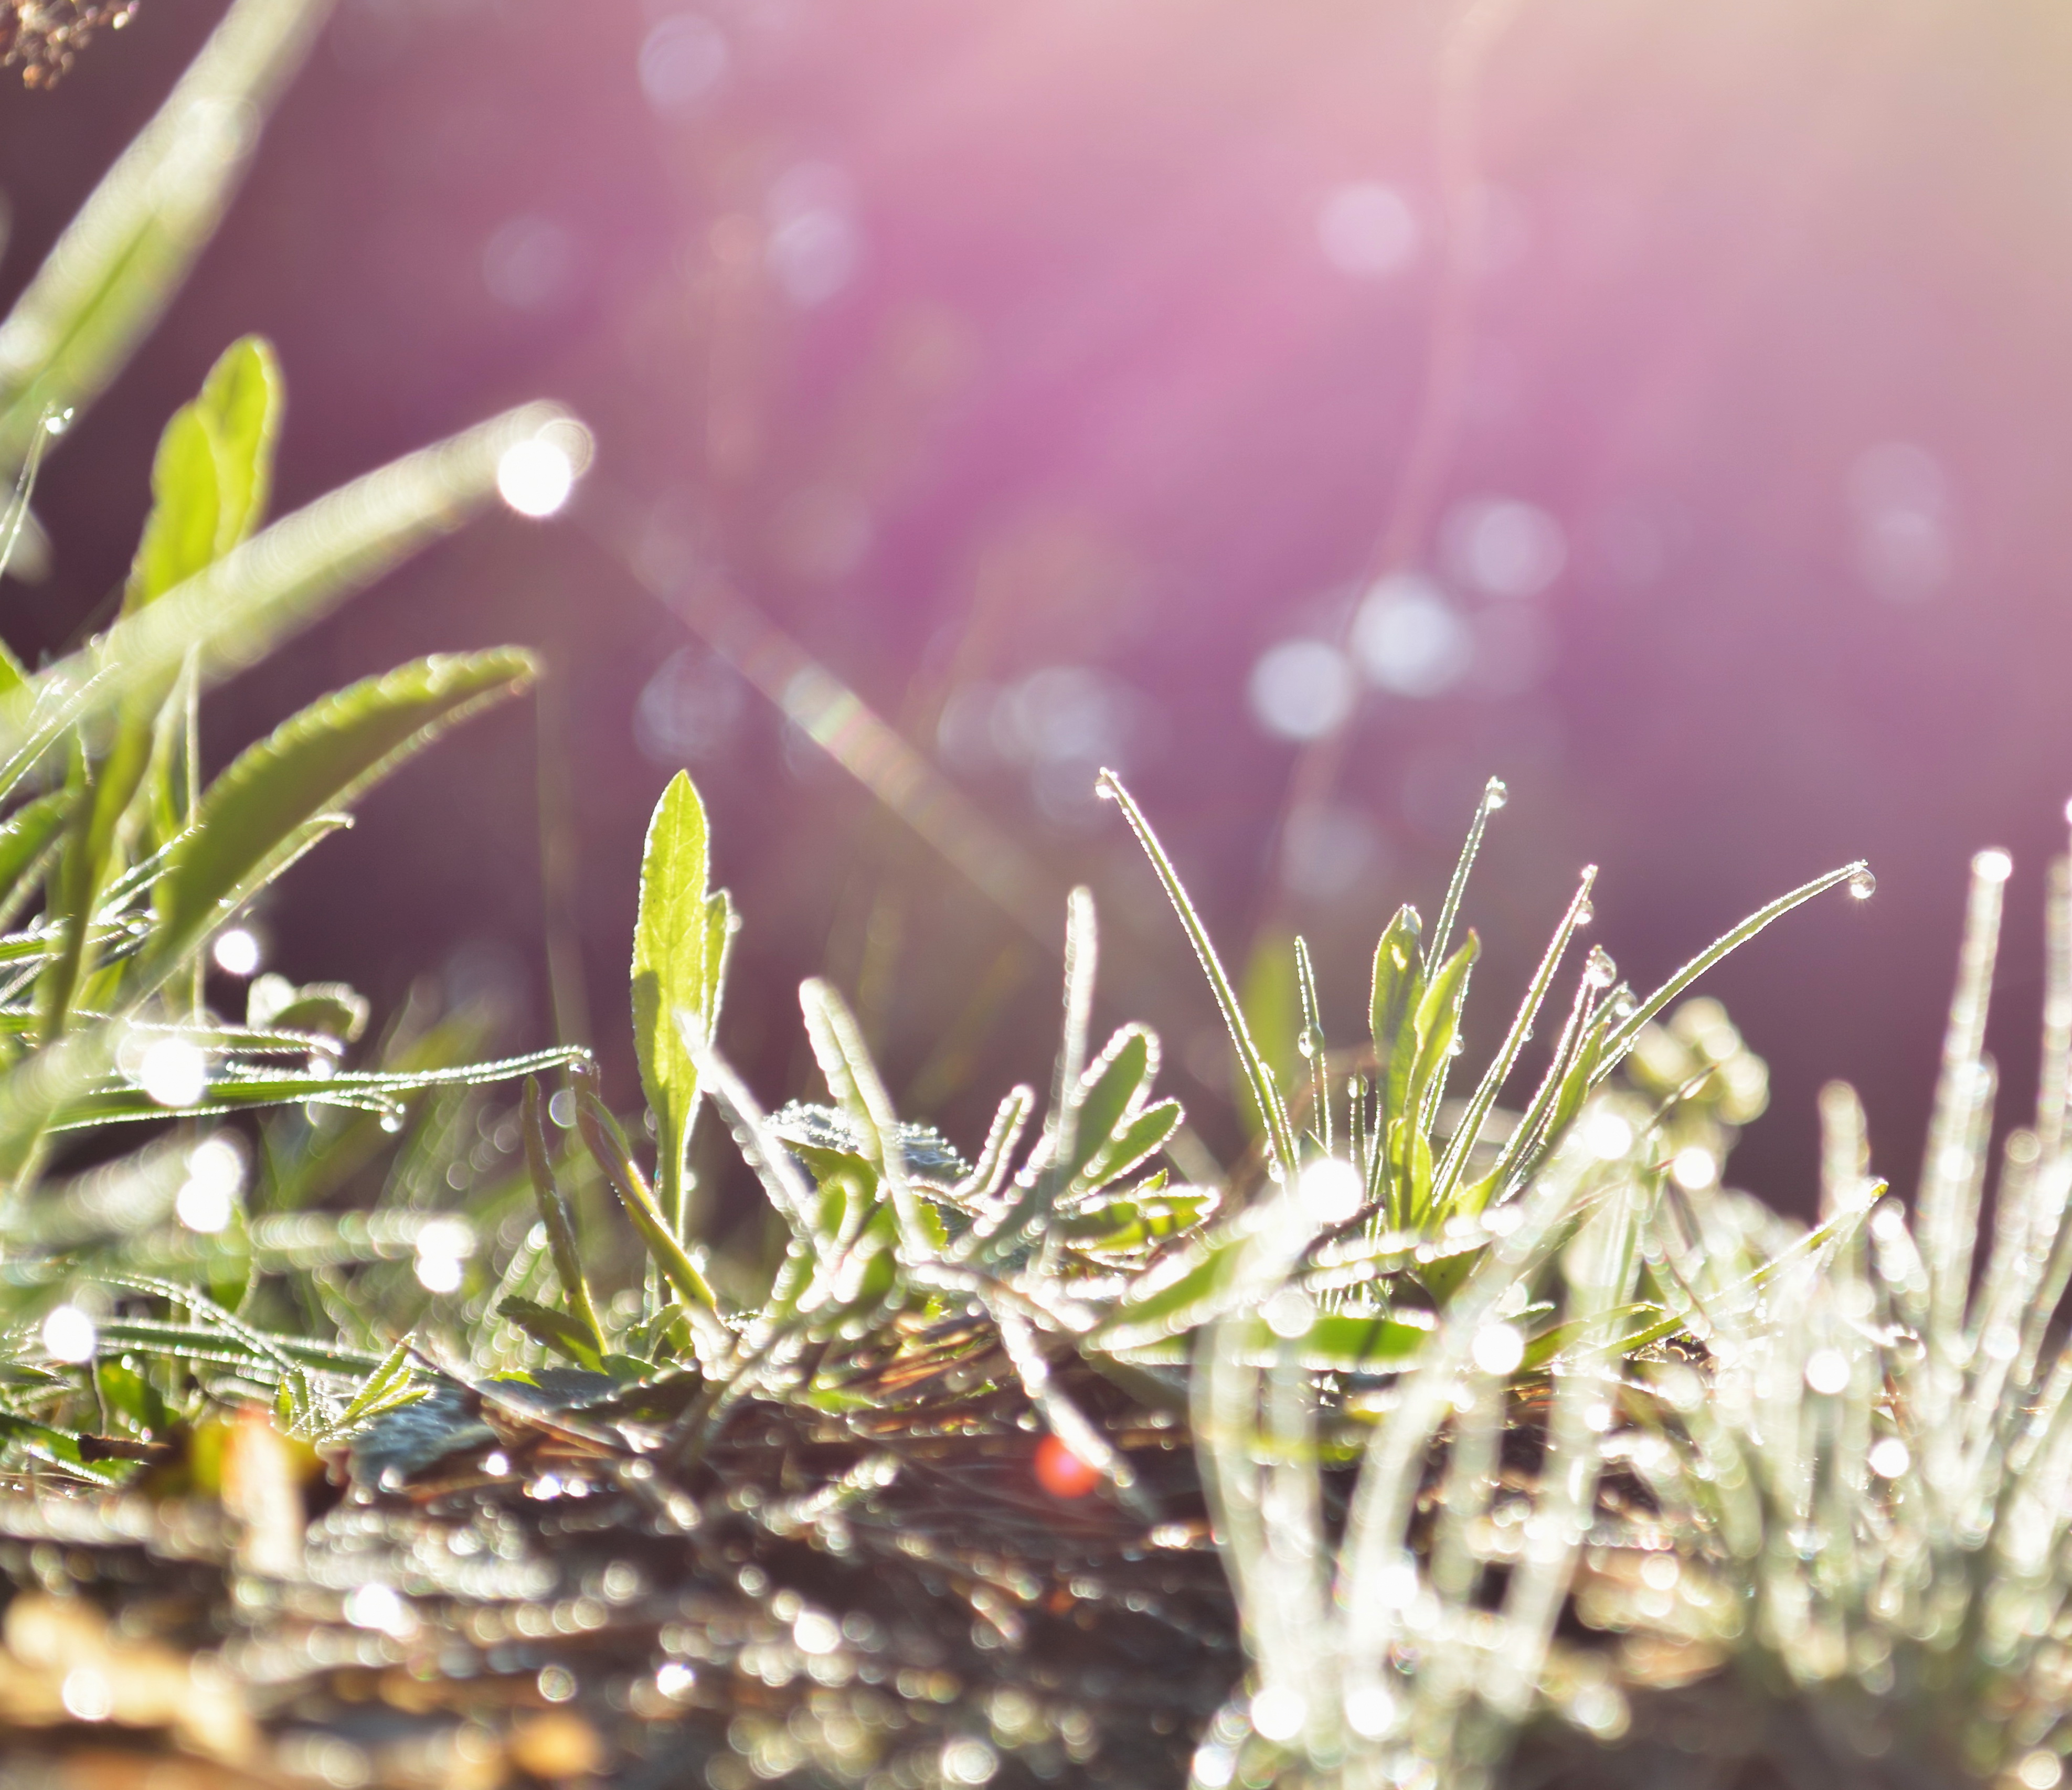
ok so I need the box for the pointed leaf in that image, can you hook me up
[1067,1024,1155,1180]
[631,771,715,1235]
[194,335,283,549]
[497,1296,604,1372]
[129,405,221,608]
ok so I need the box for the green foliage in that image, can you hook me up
[2,16,2059,1789]
[630,769,734,1237]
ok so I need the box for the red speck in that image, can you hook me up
[1034,1433,1102,1499]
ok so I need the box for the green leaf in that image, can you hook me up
[1055,1186,1218,1256]
[1431,868,1597,1216]
[148,650,537,981]
[0,403,573,801]
[326,1336,425,1439]
[1076,1099,1183,1196]
[496,1296,604,1372]
[1231,1308,1435,1372]
[1368,903,1425,1208]
[1598,861,1869,1075]
[0,0,329,464]
[95,1357,169,1436]
[194,335,283,550]
[129,406,221,609]
[1237,932,1300,1142]
[1067,1025,1155,1181]
[1389,934,1479,1226]
[0,791,67,914]
[631,771,725,1237]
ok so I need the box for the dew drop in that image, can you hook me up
[1974,848,2013,885]
[43,408,73,438]
[1847,868,1876,901]
[1584,945,1617,989]
[1575,899,1595,927]
[1481,776,1509,813]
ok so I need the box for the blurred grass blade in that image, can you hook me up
[147,650,538,981]
[799,978,932,1261]
[0,411,61,685]
[0,403,575,783]
[0,0,333,462]
[521,1077,605,1357]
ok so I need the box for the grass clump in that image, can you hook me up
[2,9,2071,1790]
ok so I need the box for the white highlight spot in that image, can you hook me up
[1250,1685,1306,1742]
[640,12,729,115]
[1261,1287,1315,1340]
[139,1037,207,1109]
[1343,1684,1396,1739]
[1351,574,1472,697]
[1443,497,1567,599]
[656,1660,696,1698]
[1298,1157,1363,1223]
[1804,1348,1850,1395]
[211,928,261,976]
[344,1583,416,1637]
[497,437,578,518]
[414,1216,474,1293]
[1670,1146,1717,1191]
[1471,1323,1525,1377]
[60,1666,112,1722]
[1868,1436,1910,1479]
[1974,848,2013,885]
[2017,1752,2063,1790]
[1248,640,1356,741]
[793,1610,841,1654]
[41,1305,97,1364]
[941,1737,999,1784]
[176,1135,246,1235]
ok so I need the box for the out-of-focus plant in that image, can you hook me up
[1587,845,2072,1790]
[0,0,592,1470]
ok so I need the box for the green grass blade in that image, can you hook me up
[1598,860,1868,1073]
[1431,867,1597,1213]
[1097,769,1299,1179]
[146,650,537,982]
[1426,776,1506,975]
[0,0,332,462]
[0,403,574,791]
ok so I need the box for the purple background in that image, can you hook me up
[5,0,2070,1218]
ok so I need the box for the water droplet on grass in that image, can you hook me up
[1848,868,1876,900]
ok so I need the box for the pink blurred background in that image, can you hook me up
[5,0,2071,1217]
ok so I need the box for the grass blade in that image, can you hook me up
[1098,769,1298,1179]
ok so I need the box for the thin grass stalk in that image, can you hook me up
[1918,850,2011,1345]
[1431,866,1596,1211]
[1098,769,1299,1179]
